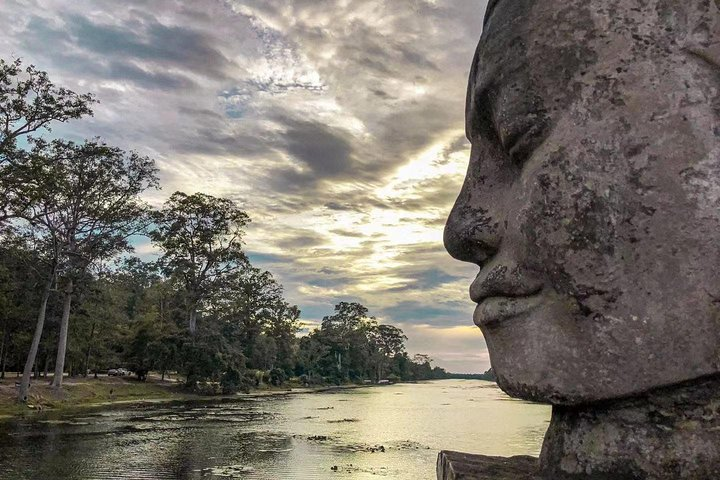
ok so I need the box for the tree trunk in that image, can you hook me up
[0,328,8,380]
[0,323,6,380]
[43,354,49,378]
[189,308,197,335]
[0,321,5,379]
[18,269,55,403]
[83,321,96,378]
[51,278,74,390]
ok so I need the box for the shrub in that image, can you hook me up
[269,368,286,386]
[192,381,223,396]
[244,369,262,387]
[221,367,250,394]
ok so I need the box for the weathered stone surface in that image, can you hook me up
[443,0,720,478]
[444,0,720,406]
[540,376,720,480]
[437,451,538,480]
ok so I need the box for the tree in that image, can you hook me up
[264,302,300,373]
[0,58,94,222]
[15,223,62,401]
[150,192,249,335]
[217,267,289,361]
[316,302,376,381]
[367,324,407,382]
[17,139,158,397]
[0,230,48,381]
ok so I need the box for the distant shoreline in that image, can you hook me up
[0,375,490,422]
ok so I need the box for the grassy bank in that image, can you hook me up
[0,375,190,419]
[0,374,370,421]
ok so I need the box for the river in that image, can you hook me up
[0,380,551,479]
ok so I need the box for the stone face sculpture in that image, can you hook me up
[443,0,720,478]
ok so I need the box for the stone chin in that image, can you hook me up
[481,292,720,405]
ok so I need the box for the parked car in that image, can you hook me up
[107,369,119,376]
[108,368,130,377]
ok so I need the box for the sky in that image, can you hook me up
[0,0,490,373]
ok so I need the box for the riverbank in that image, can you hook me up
[0,380,549,480]
[0,374,366,421]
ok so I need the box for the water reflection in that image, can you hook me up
[0,380,550,479]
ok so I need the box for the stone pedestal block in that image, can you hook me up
[437,451,539,480]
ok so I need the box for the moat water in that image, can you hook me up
[0,380,551,479]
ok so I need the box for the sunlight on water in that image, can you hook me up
[0,380,551,480]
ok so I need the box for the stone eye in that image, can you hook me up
[499,118,548,167]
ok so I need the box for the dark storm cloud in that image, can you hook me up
[283,119,354,176]
[172,128,273,157]
[67,15,231,79]
[394,268,464,292]
[275,230,327,250]
[264,117,361,191]
[20,12,231,92]
[382,300,470,327]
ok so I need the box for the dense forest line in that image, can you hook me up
[0,58,449,403]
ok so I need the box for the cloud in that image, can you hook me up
[0,0,490,373]
[21,13,230,90]
[270,117,357,189]
[69,15,231,78]
[382,300,470,327]
[400,323,489,373]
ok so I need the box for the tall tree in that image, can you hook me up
[0,58,94,222]
[0,230,48,384]
[151,192,249,335]
[367,324,407,381]
[15,220,62,401]
[220,267,285,360]
[319,302,376,380]
[17,139,158,396]
[264,301,300,373]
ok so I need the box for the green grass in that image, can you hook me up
[0,375,369,421]
[0,376,185,419]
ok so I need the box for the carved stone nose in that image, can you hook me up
[443,202,499,268]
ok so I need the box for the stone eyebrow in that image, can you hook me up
[483,0,502,28]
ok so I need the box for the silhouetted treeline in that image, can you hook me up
[442,368,496,382]
[0,58,445,401]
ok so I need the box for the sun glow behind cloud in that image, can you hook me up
[0,0,488,373]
